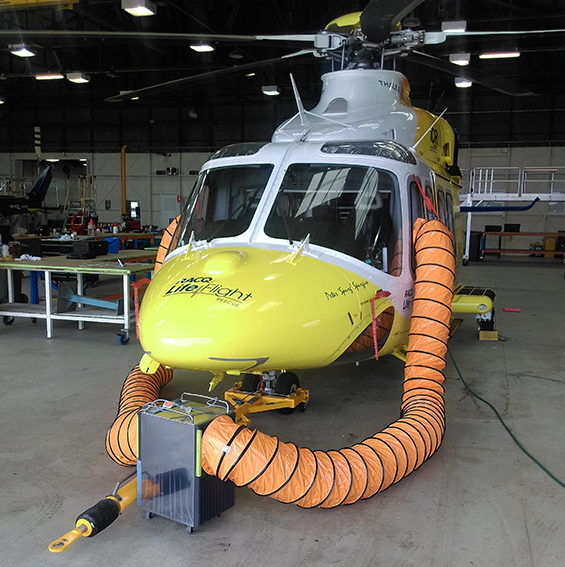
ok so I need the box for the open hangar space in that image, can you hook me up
[1,1,565,566]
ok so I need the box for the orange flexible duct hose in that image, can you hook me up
[154,216,180,274]
[105,216,179,466]
[201,219,455,507]
[105,364,173,466]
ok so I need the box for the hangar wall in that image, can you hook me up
[1,146,564,245]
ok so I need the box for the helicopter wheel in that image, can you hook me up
[479,308,496,333]
[240,373,261,393]
[275,372,299,415]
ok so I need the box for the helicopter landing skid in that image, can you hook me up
[225,384,310,425]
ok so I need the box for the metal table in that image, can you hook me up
[0,249,156,342]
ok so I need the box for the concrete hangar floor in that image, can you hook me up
[2,255,564,567]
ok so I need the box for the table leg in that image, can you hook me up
[77,273,84,330]
[123,272,130,338]
[7,268,14,303]
[30,271,39,304]
[45,270,53,339]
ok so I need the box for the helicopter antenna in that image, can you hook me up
[411,108,448,150]
[290,74,309,128]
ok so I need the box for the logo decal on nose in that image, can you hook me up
[164,276,253,305]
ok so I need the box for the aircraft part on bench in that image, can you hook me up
[57,281,124,315]
[200,219,454,507]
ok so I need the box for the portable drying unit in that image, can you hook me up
[137,394,236,533]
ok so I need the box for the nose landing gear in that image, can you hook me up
[225,370,309,424]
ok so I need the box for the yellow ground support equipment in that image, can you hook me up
[224,371,310,425]
[48,473,137,553]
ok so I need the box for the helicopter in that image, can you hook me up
[47,1,530,550]
[131,0,498,401]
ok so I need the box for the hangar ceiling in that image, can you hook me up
[0,0,564,153]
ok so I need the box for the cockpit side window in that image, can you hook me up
[167,164,273,253]
[264,164,402,275]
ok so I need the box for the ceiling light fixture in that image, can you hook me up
[0,97,5,104]
[35,73,64,81]
[121,0,156,17]
[67,72,90,84]
[442,20,466,34]
[479,50,520,59]
[10,44,35,58]
[262,85,280,96]
[190,43,215,53]
[45,158,60,162]
[449,53,470,66]
[454,77,473,89]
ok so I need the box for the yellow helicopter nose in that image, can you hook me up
[138,246,377,373]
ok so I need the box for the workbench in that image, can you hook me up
[481,231,564,259]
[15,231,156,254]
[0,249,156,343]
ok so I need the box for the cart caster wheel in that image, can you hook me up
[31,318,37,324]
[3,316,14,325]
[462,259,468,266]
[144,511,154,520]
[118,334,130,345]
[187,526,194,534]
[18,293,28,303]
[275,372,299,415]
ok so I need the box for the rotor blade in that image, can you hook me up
[360,0,426,44]
[104,54,306,102]
[425,28,565,45]
[407,51,536,96]
[0,29,317,44]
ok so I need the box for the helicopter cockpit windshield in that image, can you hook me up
[264,164,401,274]
[169,163,274,249]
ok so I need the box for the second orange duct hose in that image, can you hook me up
[106,364,173,466]
[200,219,455,507]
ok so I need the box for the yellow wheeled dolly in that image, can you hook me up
[224,371,310,425]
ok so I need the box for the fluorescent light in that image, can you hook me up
[0,97,5,104]
[190,44,215,53]
[262,85,280,96]
[245,72,256,77]
[442,20,466,34]
[449,53,470,66]
[35,73,64,80]
[45,158,60,162]
[455,77,473,88]
[10,44,35,58]
[121,0,156,16]
[67,72,90,83]
[131,96,140,101]
[479,50,520,59]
